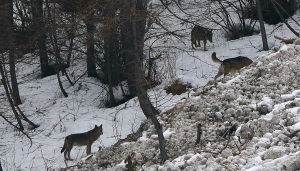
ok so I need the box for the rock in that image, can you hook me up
[254,137,271,149]
[278,134,289,143]
[226,108,236,115]
[197,112,206,120]
[293,39,300,45]
[200,158,207,164]
[183,153,194,160]
[221,148,233,158]
[235,109,243,116]
[282,153,300,170]
[261,146,289,160]
[215,112,223,119]
[236,124,254,140]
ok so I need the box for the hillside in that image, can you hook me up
[64,41,300,170]
[1,1,300,171]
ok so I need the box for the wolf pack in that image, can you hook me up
[191,25,253,81]
[60,25,253,161]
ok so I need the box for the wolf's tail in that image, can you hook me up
[61,144,65,153]
[211,52,222,64]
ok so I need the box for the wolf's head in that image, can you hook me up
[94,124,103,135]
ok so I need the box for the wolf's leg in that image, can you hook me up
[203,39,207,51]
[86,142,91,155]
[214,67,223,81]
[214,72,223,80]
[191,41,195,49]
[67,150,73,160]
[197,40,201,47]
[66,145,73,160]
[223,65,230,77]
[64,150,68,160]
[64,150,73,160]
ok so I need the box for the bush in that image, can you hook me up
[224,23,260,40]
[211,0,260,40]
[165,79,192,95]
[242,0,298,25]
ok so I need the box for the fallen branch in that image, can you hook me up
[219,134,231,154]
[0,112,33,147]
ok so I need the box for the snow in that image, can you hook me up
[163,128,175,139]
[281,90,300,100]
[1,0,300,171]
[138,131,149,142]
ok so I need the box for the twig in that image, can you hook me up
[195,123,202,145]
[270,23,283,35]
[221,164,235,171]
[234,141,241,155]
[219,134,231,154]
[197,150,219,155]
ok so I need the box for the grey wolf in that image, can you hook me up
[61,124,103,160]
[212,52,252,80]
[191,25,212,51]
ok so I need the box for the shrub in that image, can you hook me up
[242,0,298,25]
[165,79,192,95]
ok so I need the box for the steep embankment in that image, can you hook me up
[66,40,300,171]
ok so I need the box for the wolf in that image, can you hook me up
[61,124,103,160]
[211,52,253,80]
[191,25,213,51]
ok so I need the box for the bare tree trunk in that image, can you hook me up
[105,38,117,107]
[0,0,22,106]
[38,33,49,77]
[6,0,22,105]
[32,0,50,78]
[0,0,37,130]
[0,0,8,53]
[47,3,69,97]
[0,62,24,130]
[67,13,75,66]
[131,0,169,162]
[16,105,39,129]
[9,50,22,105]
[56,71,68,97]
[85,11,98,78]
[2,61,38,129]
[256,0,268,50]
[63,69,74,86]
[120,2,137,97]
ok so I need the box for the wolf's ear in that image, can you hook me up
[99,124,102,128]
[95,125,97,128]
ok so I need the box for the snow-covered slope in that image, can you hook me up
[65,40,300,171]
[1,0,300,170]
